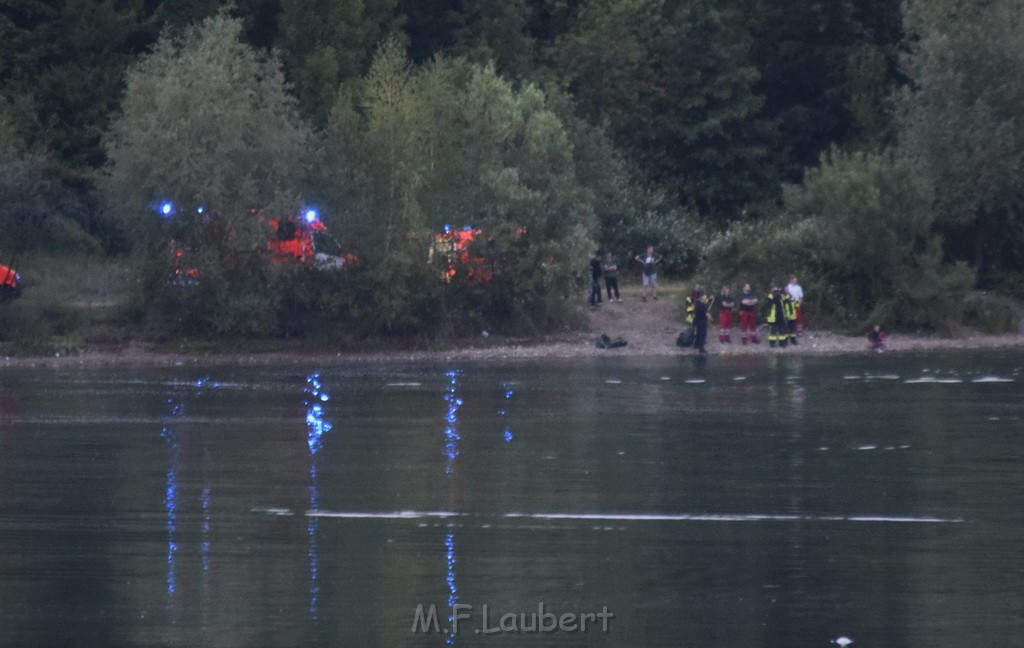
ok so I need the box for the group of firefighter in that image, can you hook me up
[685,277,805,348]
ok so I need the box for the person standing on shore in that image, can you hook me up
[766,283,788,348]
[787,276,804,332]
[588,252,603,308]
[739,283,759,344]
[602,251,621,302]
[782,289,798,345]
[634,245,661,302]
[693,290,709,353]
[717,287,735,343]
[868,324,886,352]
[685,284,701,324]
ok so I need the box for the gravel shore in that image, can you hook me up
[3,285,1021,368]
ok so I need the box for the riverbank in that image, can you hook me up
[3,282,1022,368]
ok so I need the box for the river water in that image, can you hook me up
[0,352,1021,647]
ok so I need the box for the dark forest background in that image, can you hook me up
[1,0,1021,342]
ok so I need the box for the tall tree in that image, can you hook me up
[104,11,317,334]
[554,0,772,218]
[276,0,401,126]
[899,0,1024,282]
[0,100,97,252]
[739,0,903,178]
[105,11,312,216]
[447,0,535,78]
[325,45,596,332]
[0,0,218,170]
[395,0,458,63]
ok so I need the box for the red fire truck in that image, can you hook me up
[431,226,492,283]
[430,225,525,284]
[158,203,354,284]
[267,210,357,270]
[0,262,22,303]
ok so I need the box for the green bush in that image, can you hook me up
[0,253,135,351]
[324,49,596,337]
[700,148,977,332]
[961,292,1020,334]
[0,149,101,254]
[602,207,712,279]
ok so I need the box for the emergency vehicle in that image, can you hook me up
[157,202,354,284]
[0,262,21,303]
[431,226,493,283]
[430,225,525,284]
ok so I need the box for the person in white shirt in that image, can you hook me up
[787,276,804,332]
[634,245,661,302]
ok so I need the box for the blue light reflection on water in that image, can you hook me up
[200,485,211,574]
[444,371,462,475]
[305,372,333,620]
[445,531,459,646]
[499,382,515,443]
[306,373,332,456]
[163,377,216,620]
[443,369,462,645]
[161,399,183,604]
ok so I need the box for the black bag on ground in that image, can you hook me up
[677,325,695,348]
[597,334,628,349]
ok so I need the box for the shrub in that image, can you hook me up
[700,148,977,331]
[961,292,1020,334]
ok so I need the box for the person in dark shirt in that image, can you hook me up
[717,287,735,343]
[693,290,709,353]
[602,252,621,302]
[868,324,886,352]
[739,283,759,344]
[588,253,603,308]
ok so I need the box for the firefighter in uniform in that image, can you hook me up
[765,283,788,348]
[685,284,700,325]
[782,290,798,345]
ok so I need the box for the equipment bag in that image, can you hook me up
[597,334,628,349]
[676,325,695,348]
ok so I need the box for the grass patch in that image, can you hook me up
[0,253,137,354]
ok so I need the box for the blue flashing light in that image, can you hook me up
[197,206,205,214]
[443,224,452,233]
[305,210,318,223]
[159,201,174,217]
[462,225,472,231]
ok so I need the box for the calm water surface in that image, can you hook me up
[0,352,1022,647]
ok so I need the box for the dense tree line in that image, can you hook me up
[1,0,1022,336]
